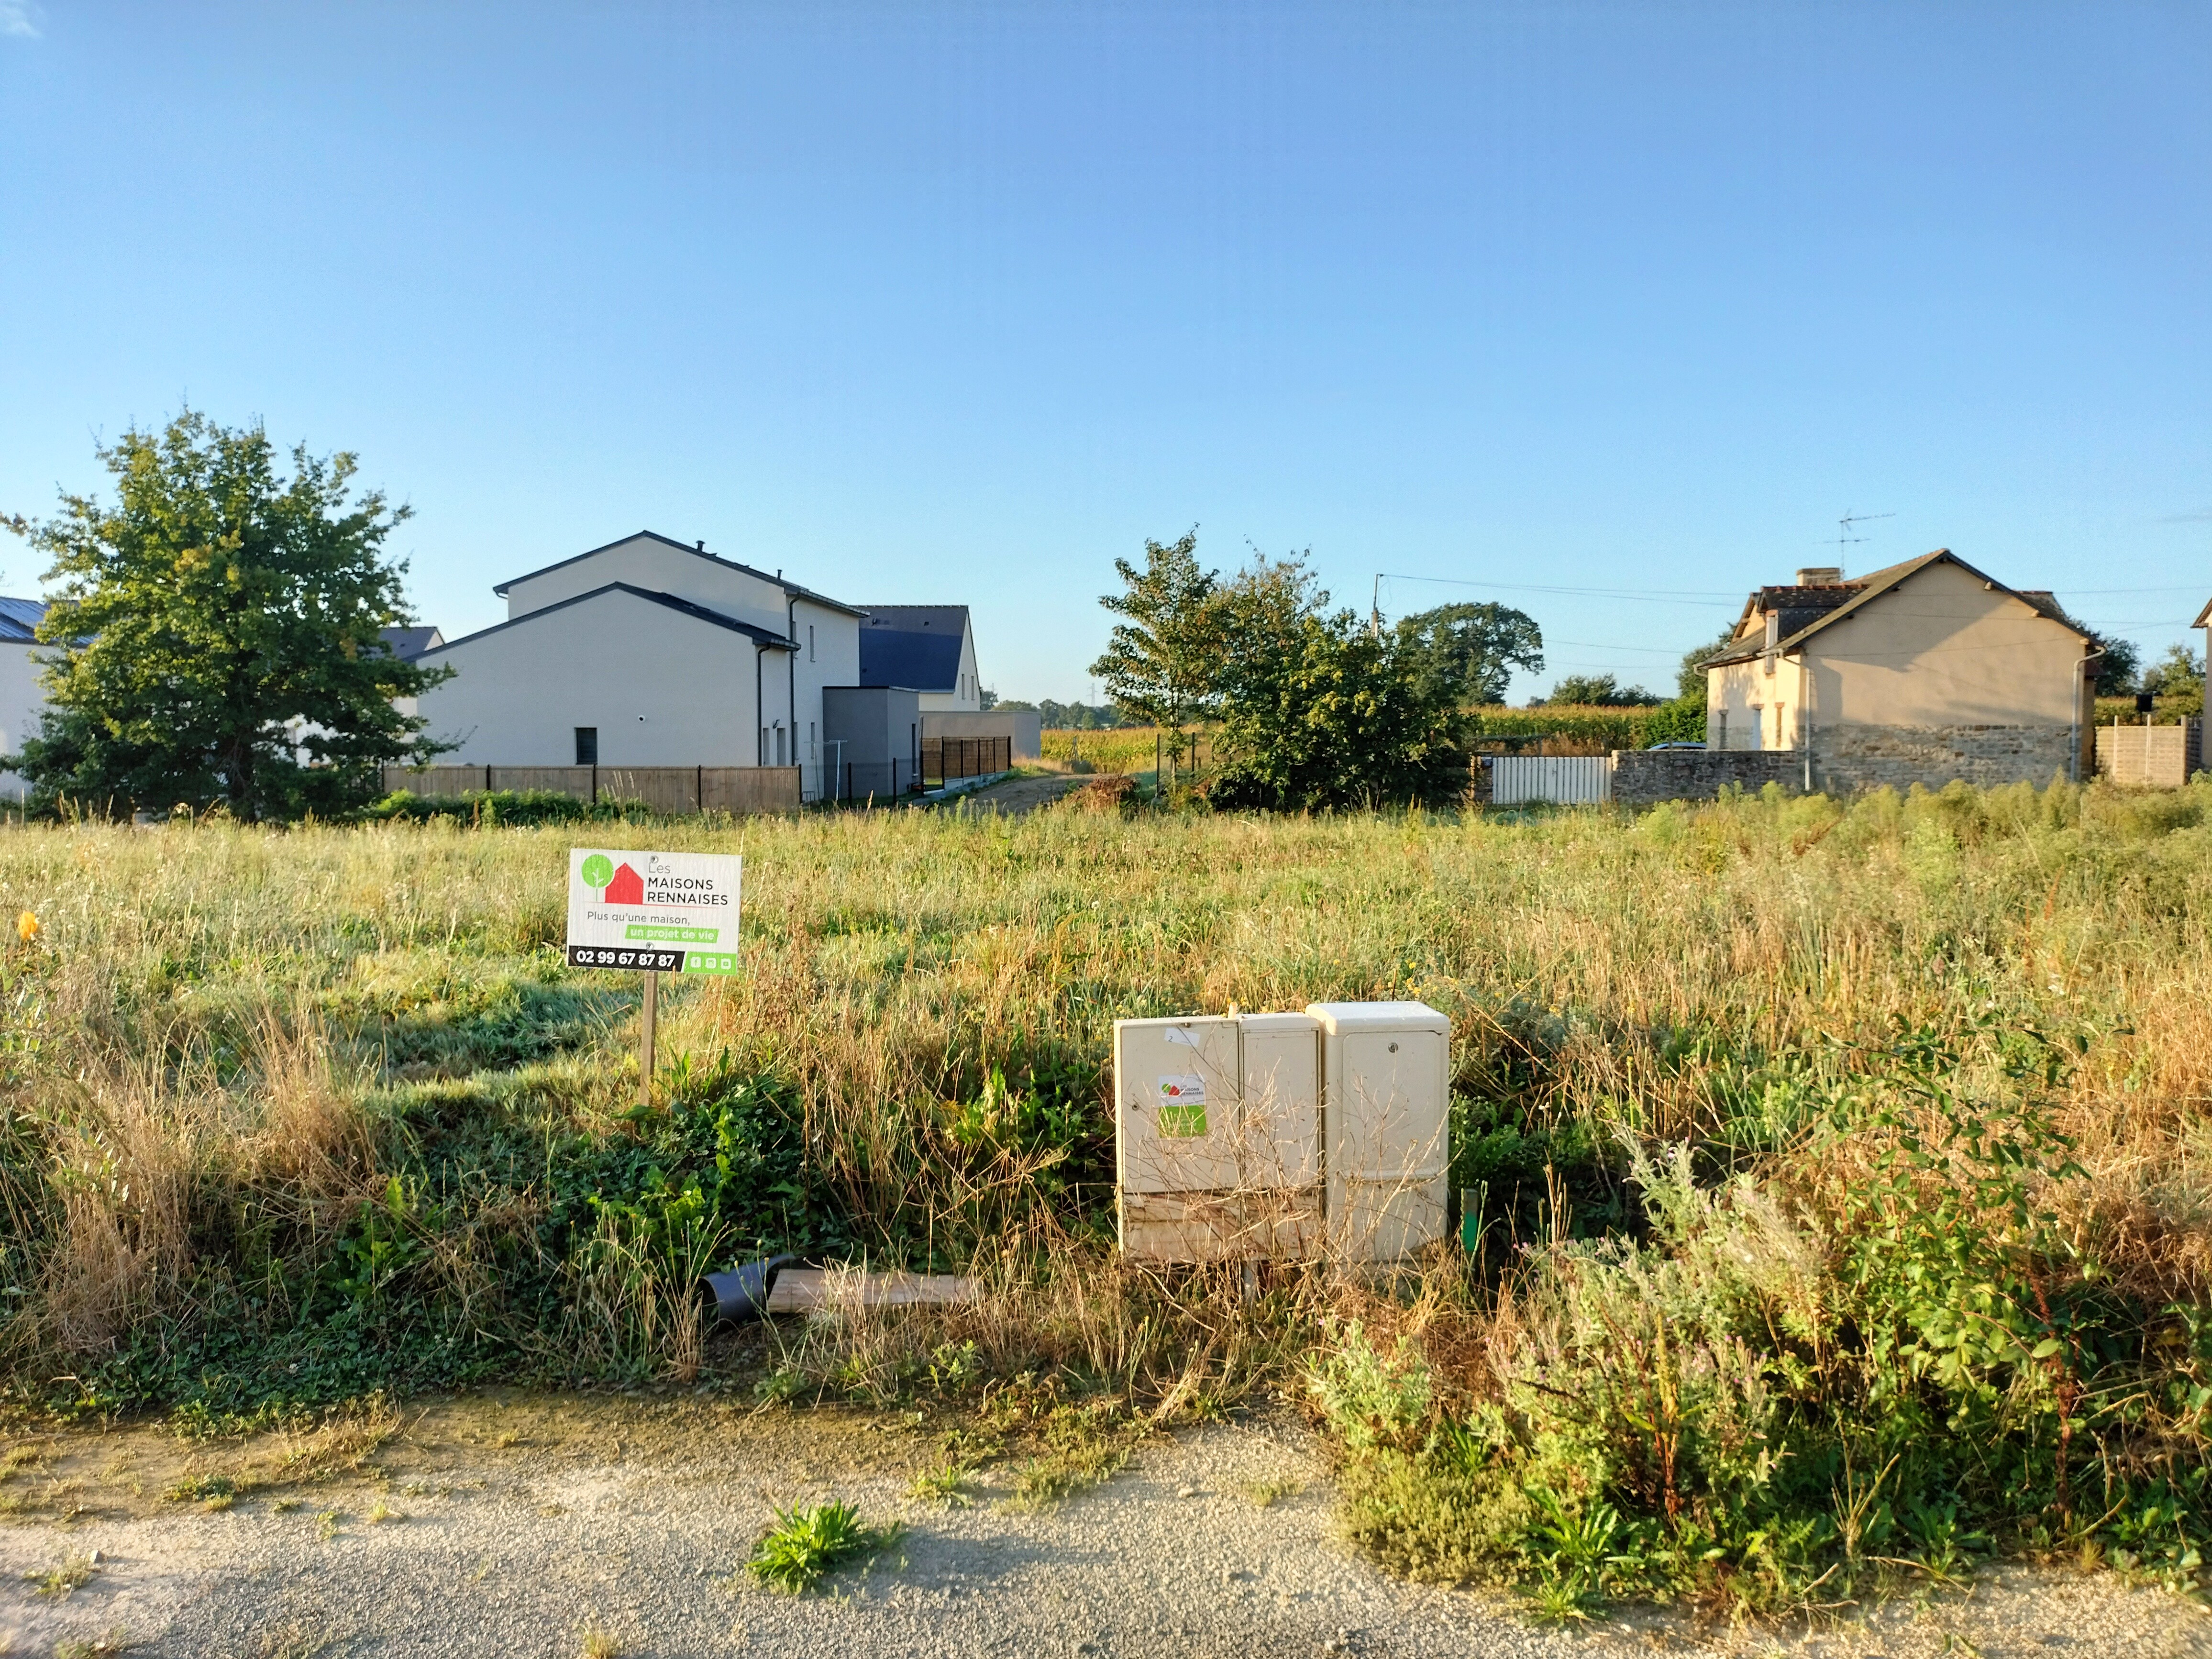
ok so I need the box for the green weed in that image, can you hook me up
[28,1550,98,1598]
[744,1501,898,1593]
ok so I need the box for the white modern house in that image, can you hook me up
[414,531,870,785]
[858,605,982,712]
[0,598,48,798]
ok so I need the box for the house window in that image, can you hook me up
[1748,705,1762,750]
[808,720,816,759]
[809,625,816,661]
[775,725,786,766]
[575,727,598,766]
[1713,711,1727,750]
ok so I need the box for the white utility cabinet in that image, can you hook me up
[1114,1012,1323,1261]
[1306,1000,1451,1261]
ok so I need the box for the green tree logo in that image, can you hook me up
[580,853,614,889]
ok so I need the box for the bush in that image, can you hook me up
[1330,1022,2212,1618]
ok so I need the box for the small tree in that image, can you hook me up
[2142,641,2204,703]
[1392,602,1544,707]
[5,410,448,820]
[2081,628,2140,695]
[1090,531,1221,787]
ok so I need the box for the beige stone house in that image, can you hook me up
[1704,550,2100,790]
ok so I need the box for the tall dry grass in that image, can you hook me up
[0,775,2208,1407]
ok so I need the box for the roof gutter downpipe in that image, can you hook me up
[2073,647,2102,784]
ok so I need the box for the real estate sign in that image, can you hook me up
[565,848,743,974]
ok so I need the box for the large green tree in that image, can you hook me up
[4,410,447,820]
[1391,601,1544,707]
[1207,554,1461,810]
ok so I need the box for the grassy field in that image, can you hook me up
[3,779,2211,1614]
[1040,725,1166,773]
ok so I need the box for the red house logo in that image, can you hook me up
[603,862,645,905]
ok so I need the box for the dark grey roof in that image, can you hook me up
[857,605,969,693]
[378,625,443,661]
[0,597,46,643]
[1704,550,2094,669]
[416,583,797,658]
[492,530,864,617]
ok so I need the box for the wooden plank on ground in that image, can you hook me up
[764,1267,979,1313]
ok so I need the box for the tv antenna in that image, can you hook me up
[1829,510,1893,567]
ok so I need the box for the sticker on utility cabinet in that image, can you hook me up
[1156,1074,1208,1137]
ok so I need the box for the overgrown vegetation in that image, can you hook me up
[2,777,2212,1615]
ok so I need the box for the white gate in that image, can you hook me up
[1491,755,1614,806]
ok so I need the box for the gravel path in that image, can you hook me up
[1,1398,2204,1658]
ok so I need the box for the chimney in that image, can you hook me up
[696,540,705,551]
[1795,566,1843,587]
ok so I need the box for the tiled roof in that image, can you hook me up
[0,597,46,642]
[416,583,797,657]
[857,606,969,693]
[1703,550,2093,669]
[492,530,864,617]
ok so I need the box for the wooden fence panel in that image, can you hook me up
[699,767,801,814]
[382,765,488,799]
[491,766,595,800]
[380,764,800,815]
[594,768,699,814]
[919,736,1012,786]
[2096,720,2201,788]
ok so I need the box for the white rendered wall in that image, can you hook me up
[502,535,791,636]
[415,588,769,766]
[0,641,46,798]
[790,597,861,767]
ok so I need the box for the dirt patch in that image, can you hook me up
[946,774,1090,815]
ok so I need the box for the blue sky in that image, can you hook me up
[2,3,2207,703]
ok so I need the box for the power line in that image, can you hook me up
[1378,573,1740,605]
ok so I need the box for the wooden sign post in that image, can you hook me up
[640,969,658,1109]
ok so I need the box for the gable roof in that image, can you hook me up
[416,582,798,658]
[492,530,864,617]
[2194,596,2212,629]
[1703,550,2096,669]
[857,605,970,692]
[0,597,45,643]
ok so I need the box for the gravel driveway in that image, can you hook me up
[1,1395,2203,1658]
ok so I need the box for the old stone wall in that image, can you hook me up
[1611,749,1804,807]
[1811,724,2076,794]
